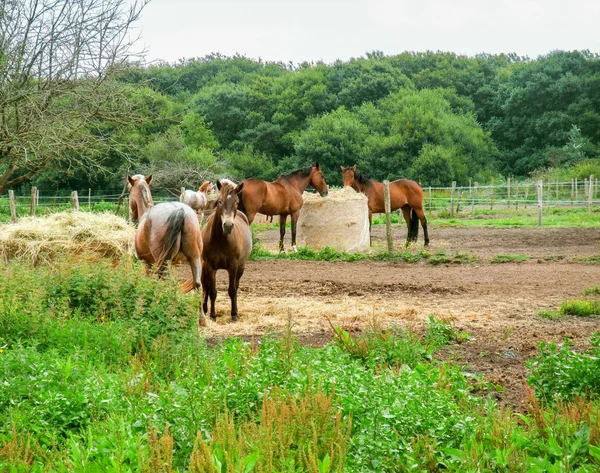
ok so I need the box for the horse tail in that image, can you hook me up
[410,207,419,242]
[155,208,185,271]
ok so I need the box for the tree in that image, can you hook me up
[0,0,149,192]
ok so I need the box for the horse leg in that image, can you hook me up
[401,205,412,247]
[290,210,300,252]
[202,268,217,320]
[201,267,210,316]
[414,207,430,247]
[368,210,373,246]
[228,268,239,322]
[279,215,287,252]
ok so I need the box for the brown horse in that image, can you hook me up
[128,174,203,292]
[237,164,328,252]
[341,165,429,246]
[201,180,252,323]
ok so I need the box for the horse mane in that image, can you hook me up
[140,186,153,206]
[281,166,312,180]
[354,170,375,186]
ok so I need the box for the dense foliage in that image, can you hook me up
[2,259,600,471]
[10,50,596,192]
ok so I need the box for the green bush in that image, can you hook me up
[527,335,600,400]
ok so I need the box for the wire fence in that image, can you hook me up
[0,178,598,223]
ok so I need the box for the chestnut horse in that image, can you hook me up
[341,165,429,246]
[201,180,252,323]
[128,174,203,292]
[237,164,328,252]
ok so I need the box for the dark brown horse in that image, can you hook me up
[201,180,252,323]
[237,164,328,252]
[341,165,429,246]
[128,174,203,292]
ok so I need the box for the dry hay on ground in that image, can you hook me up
[297,187,370,252]
[0,211,135,264]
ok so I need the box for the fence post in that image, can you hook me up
[490,179,494,210]
[180,187,186,202]
[589,175,594,212]
[571,179,575,206]
[450,181,456,217]
[471,182,477,214]
[537,180,543,227]
[71,191,80,211]
[524,183,529,209]
[507,177,511,209]
[575,178,579,202]
[383,180,393,254]
[9,190,17,223]
[584,178,589,209]
[88,188,91,210]
[428,186,432,212]
[30,186,37,216]
[555,181,559,203]
[515,182,519,211]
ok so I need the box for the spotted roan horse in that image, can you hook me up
[128,174,203,293]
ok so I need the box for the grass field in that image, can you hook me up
[2,258,600,471]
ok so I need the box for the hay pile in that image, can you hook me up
[296,187,370,252]
[0,211,135,264]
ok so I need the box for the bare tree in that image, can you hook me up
[0,0,150,192]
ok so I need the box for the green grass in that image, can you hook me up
[559,299,600,317]
[2,259,600,471]
[490,254,531,263]
[584,285,600,296]
[573,255,600,264]
[249,245,477,265]
[430,207,600,228]
[537,309,564,320]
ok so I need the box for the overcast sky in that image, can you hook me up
[136,0,600,65]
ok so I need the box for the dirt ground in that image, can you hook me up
[178,225,600,409]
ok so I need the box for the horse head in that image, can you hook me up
[310,163,328,197]
[216,180,244,235]
[127,174,154,222]
[199,181,214,194]
[340,165,359,190]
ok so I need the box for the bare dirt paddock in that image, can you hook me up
[179,225,600,408]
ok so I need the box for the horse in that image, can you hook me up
[181,181,214,214]
[201,180,252,323]
[340,165,429,247]
[237,163,328,252]
[128,174,203,293]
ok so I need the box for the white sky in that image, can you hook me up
[136,0,600,65]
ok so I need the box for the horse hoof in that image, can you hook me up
[198,316,208,328]
[291,245,298,253]
[231,315,239,322]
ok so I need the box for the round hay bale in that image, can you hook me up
[297,187,370,252]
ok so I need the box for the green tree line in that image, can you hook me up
[17,50,600,191]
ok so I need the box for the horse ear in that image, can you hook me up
[127,175,135,186]
[217,180,222,191]
[146,175,153,185]
[315,162,320,170]
[340,166,346,172]
[235,182,244,194]
[351,164,357,171]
